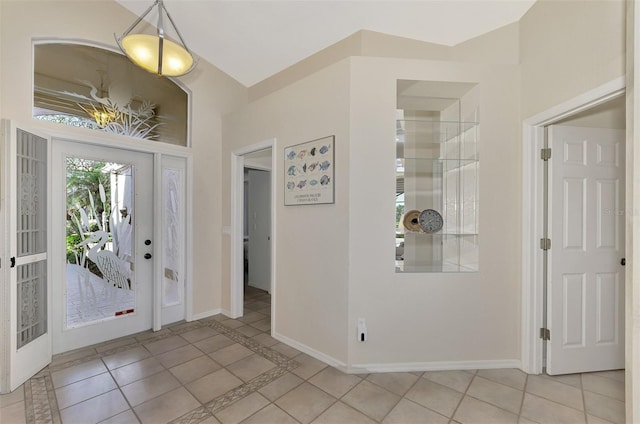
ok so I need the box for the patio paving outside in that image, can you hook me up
[66,263,135,327]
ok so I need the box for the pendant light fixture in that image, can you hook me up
[115,0,196,77]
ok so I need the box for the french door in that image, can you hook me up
[51,140,154,353]
[1,123,52,392]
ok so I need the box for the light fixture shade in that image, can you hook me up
[121,34,194,77]
[115,0,196,77]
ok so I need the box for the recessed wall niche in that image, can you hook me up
[395,80,479,273]
[33,43,188,146]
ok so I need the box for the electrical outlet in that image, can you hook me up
[357,318,367,342]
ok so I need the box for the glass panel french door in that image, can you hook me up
[52,140,153,354]
[3,123,52,392]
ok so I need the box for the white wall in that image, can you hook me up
[0,0,248,319]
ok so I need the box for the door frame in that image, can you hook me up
[521,76,626,374]
[230,139,276,320]
[47,133,194,333]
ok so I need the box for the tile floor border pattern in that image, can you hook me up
[24,375,60,424]
[23,316,298,424]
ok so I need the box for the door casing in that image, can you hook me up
[230,139,276,321]
[48,136,194,337]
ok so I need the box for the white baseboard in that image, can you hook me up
[190,308,227,321]
[346,359,523,374]
[272,332,521,375]
[272,331,349,371]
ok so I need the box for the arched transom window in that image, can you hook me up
[33,42,189,146]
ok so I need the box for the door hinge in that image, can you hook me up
[541,148,552,161]
[540,328,551,341]
[540,238,551,251]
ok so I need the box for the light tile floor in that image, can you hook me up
[0,286,627,424]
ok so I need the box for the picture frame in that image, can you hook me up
[284,135,335,206]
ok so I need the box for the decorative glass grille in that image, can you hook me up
[16,129,47,257]
[17,261,47,348]
[15,130,48,348]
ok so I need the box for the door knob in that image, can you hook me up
[144,253,152,259]
[145,239,152,246]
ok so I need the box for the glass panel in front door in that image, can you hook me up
[65,157,136,327]
[16,129,48,348]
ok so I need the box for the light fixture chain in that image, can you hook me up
[157,0,165,75]
[118,0,160,39]
[159,0,193,54]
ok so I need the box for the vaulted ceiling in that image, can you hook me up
[115,0,536,87]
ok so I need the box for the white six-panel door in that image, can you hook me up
[547,125,625,375]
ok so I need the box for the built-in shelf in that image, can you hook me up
[395,115,479,273]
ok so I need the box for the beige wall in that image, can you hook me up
[226,24,522,368]
[0,0,247,318]
[348,57,521,366]
[519,0,633,414]
[2,0,630,375]
[520,0,625,118]
[556,96,625,129]
[224,0,625,371]
[223,60,352,362]
[250,24,521,103]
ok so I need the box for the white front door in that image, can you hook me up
[547,125,625,375]
[51,140,154,354]
[2,123,52,392]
